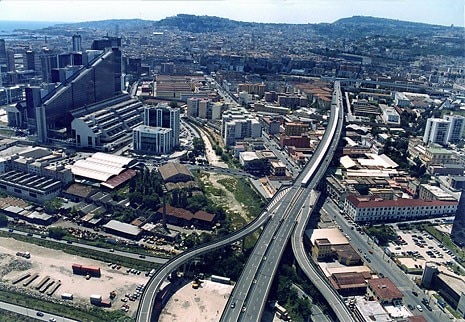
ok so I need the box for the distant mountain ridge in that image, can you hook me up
[15,14,462,41]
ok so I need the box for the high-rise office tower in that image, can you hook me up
[72,34,82,52]
[26,50,36,70]
[32,40,123,142]
[6,49,15,72]
[40,50,58,83]
[143,104,180,147]
[0,39,6,65]
[423,116,465,146]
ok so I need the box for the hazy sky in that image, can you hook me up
[0,0,464,27]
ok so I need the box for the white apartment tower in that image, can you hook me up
[423,115,465,145]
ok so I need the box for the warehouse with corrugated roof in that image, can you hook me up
[70,152,137,189]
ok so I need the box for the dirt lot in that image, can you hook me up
[0,236,147,314]
[159,279,233,322]
[204,173,248,220]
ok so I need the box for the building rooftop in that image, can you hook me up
[158,163,193,182]
[347,195,458,209]
[368,278,404,300]
[307,228,349,246]
[103,220,141,236]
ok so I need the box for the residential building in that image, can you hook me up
[237,83,266,97]
[418,184,457,201]
[186,97,222,120]
[222,107,261,146]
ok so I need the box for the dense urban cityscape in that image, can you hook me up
[0,10,464,322]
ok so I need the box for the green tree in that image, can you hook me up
[48,227,67,239]
[0,214,8,227]
[43,198,63,214]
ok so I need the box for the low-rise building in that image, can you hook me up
[102,220,142,239]
[133,125,173,155]
[158,163,194,183]
[344,195,458,223]
[0,170,62,203]
[367,278,404,305]
[379,104,400,125]
[418,184,457,201]
[329,272,367,297]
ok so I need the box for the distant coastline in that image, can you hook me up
[0,21,59,32]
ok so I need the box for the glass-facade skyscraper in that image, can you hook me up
[31,38,123,142]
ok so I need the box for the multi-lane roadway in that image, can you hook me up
[137,81,354,322]
[220,81,353,322]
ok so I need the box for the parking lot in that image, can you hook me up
[387,224,456,269]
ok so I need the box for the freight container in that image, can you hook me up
[61,293,74,300]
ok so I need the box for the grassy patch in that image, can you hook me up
[204,185,226,197]
[0,129,14,136]
[217,177,265,218]
[0,308,37,322]
[0,289,132,322]
[446,305,463,319]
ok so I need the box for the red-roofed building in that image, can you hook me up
[344,194,457,223]
[101,169,137,189]
[367,278,403,305]
[156,205,216,229]
[329,272,367,296]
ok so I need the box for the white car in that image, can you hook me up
[416,305,423,312]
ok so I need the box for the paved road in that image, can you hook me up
[136,187,292,322]
[221,81,354,322]
[0,300,79,322]
[289,83,353,322]
[324,199,450,322]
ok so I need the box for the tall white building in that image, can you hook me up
[444,114,465,142]
[186,97,222,120]
[423,118,451,145]
[144,103,180,148]
[222,107,261,146]
[423,115,465,145]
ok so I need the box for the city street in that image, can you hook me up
[323,199,452,322]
